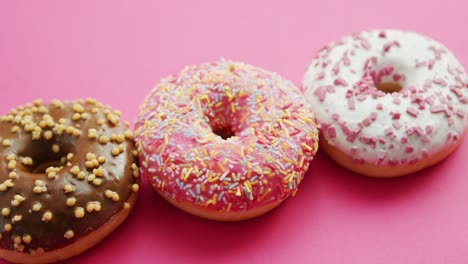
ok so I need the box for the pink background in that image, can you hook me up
[1,1,467,263]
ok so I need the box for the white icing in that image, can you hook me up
[303,30,468,165]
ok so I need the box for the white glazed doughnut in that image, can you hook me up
[303,29,468,177]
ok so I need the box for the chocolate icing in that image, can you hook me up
[0,99,139,253]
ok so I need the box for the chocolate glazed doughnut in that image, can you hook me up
[0,99,140,263]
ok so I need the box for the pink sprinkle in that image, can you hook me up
[406,127,415,136]
[378,137,386,144]
[448,65,455,75]
[422,149,429,156]
[421,135,431,143]
[406,107,419,117]
[326,85,336,93]
[316,71,325,80]
[415,127,424,136]
[347,98,356,110]
[425,97,435,105]
[363,57,377,71]
[425,125,433,135]
[378,31,386,38]
[428,59,435,70]
[401,90,409,98]
[342,51,351,66]
[357,94,367,102]
[448,118,454,126]
[416,60,427,68]
[433,78,447,87]
[430,105,446,113]
[332,113,340,121]
[429,46,444,60]
[345,89,354,98]
[389,143,395,149]
[384,128,393,136]
[391,112,401,120]
[313,87,326,102]
[346,133,359,143]
[361,39,371,50]
[334,78,348,86]
[418,102,426,110]
[411,94,424,105]
[377,153,386,164]
[392,98,401,105]
[340,123,361,143]
[456,109,465,118]
[405,146,414,153]
[376,103,383,110]
[332,62,340,75]
[359,135,377,148]
[401,137,408,144]
[327,127,336,138]
[362,117,372,126]
[392,121,402,129]
[383,41,400,54]
[392,74,403,82]
[450,86,463,97]
[350,147,359,155]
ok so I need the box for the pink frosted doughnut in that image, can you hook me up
[135,60,319,221]
[303,30,468,177]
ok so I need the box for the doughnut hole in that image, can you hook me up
[17,137,75,174]
[212,126,235,140]
[202,95,245,140]
[376,82,403,93]
[370,64,406,93]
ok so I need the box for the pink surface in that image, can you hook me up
[1,1,467,263]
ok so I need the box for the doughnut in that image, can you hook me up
[0,99,140,263]
[303,29,468,177]
[135,60,319,221]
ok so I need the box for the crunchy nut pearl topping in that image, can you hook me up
[74,207,85,219]
[2,139,11,147]
[4,223,12,232]
[98,135,109,144]
[70,166,80,175]
[42,211,53,222]
[64,184,74,193]
[66,197,77,207]
[22,234,32,244]
[77,171,86,180]
[9,171,17,179]
[111,147,121,156]
[11,215,22,223]
[32,203,42,212]
[52,144,60,153]
[64,230,74,239]
[2,207,11,216]
[11,195,25,207]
